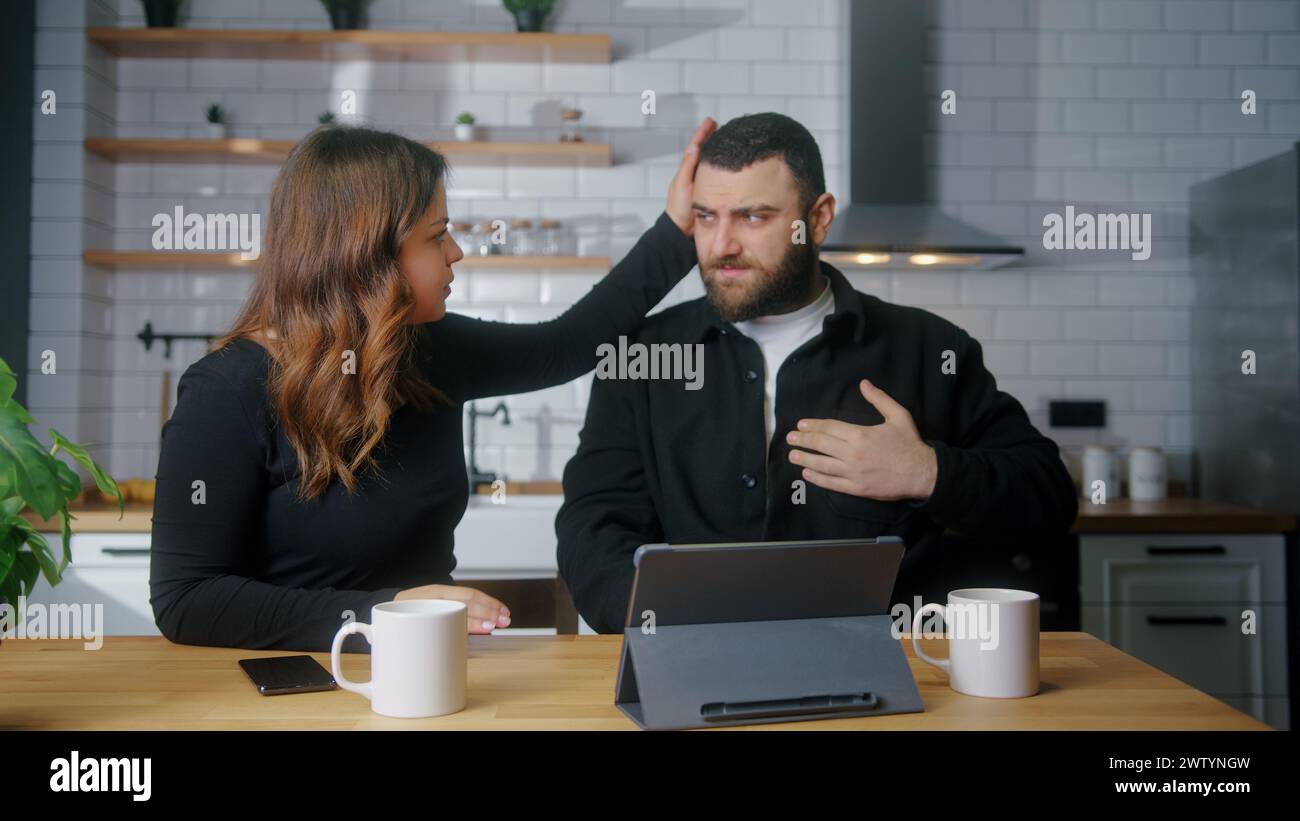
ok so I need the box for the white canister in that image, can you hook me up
[1082,444,1120,501]
[1128,446,1167,501]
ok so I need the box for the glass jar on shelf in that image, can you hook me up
[470,220,502,255]
[560,107,584,142]
[509,218,535,256]
[490,219,510,254]
[538,219,562,256]
[450,222,474,255]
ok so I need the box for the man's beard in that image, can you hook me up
[702,237,819,324]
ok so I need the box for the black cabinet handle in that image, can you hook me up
[1146,615,1227,626]
[1146,545,1226,556]
[102,548,151,556]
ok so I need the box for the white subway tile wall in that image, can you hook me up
[26,0,1300,488]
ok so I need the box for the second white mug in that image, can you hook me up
[911,588,1040,699]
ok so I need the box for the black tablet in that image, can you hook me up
[623,536,905,628]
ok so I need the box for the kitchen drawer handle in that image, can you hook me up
[102,548,152,556]
[1145,545,1226,556]
[1146,615,1228,626]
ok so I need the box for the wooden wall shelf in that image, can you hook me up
[81,29,615,278]
[82,251,611,271]
[86,27,611,63]
[454,255,610,270]
[85,138,611,166]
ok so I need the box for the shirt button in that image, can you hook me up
[744,369,758,382]
[740,473,757,488]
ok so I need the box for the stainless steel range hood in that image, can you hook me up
[820,0,1024,270]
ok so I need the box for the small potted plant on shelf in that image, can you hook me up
[140,0,184,28]
[455,112,477,142]
[319,111,336,124]
[0,357,124,647]
[502,0,555,32]
[319,0,371,30]
[204,103,226,139]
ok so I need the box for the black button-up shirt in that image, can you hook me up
[557,261,1078,633]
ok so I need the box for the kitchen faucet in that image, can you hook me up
[466,401,511,492]
[521,403,583,481]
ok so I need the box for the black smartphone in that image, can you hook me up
[238,655,338,696]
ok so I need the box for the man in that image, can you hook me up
[556,113,1078,634]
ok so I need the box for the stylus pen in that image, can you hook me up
[700,692,879,720]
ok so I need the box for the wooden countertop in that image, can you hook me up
[24,496,1297,534]
[25,500,153,533]
[1071,498,1296,534]
[0,632,1269,730]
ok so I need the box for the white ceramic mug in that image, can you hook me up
[911,588,1040,699]
[330,599,468,718]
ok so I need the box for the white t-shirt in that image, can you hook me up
[733,275,836,452]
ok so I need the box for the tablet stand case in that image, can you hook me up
[615,613,923,730]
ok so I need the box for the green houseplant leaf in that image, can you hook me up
[2,361,35,424]
[6,517,61,586]
[0,363,17,406]
[0,518,17,574]
[10,552,40,598]
[503,0,556,13]
[50,460,81,568]
[0,356,124,621]
[49,428,122,515]
[0,411,63,521]
[3,396,36,426]
[0,551,39,608]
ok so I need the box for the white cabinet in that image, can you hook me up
[455,495,592,635]
[22,532,158,637]
[16,497,573,638]
[1080,533,1289,728]
[454,495,562,579]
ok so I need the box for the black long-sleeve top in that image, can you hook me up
[149,211,697,652]
[555,262,1079,633]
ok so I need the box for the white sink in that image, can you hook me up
[455,494,564,578]
[465,493,565,510]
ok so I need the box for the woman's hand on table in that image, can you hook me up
[395,584,511,633]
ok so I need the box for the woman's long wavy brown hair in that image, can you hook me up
[216,126,450,500]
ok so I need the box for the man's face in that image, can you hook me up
[692,157,817,323]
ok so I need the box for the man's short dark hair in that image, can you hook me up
[697,112,826,214]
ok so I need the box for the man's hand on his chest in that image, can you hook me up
[784,378,938,502]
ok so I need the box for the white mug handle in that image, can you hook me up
[330,620,374,700]
[912,603,950,674]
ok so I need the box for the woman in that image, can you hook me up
[149,119,715,651]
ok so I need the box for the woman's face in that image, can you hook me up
[397,182,463,323]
